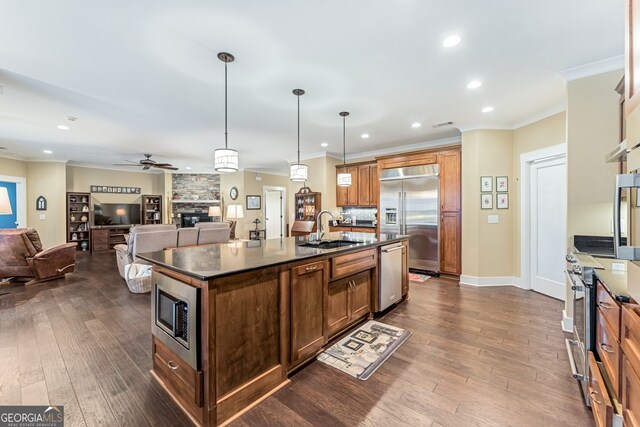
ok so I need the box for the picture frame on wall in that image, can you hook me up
[480,176,492,192]
[497,193,509,209]
[246,195,261,210]
[481,194,493,209]
[496,176,508,192]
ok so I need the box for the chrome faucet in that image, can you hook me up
[313,210,334,241]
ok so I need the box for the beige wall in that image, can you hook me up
[511,112,567,276]
[220,171,289,239]
[0,156,27,177]
[461,130,514,278]
[26,162,67,248]
[567,70,622,239]
[66,166,165,204]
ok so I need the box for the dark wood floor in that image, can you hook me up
[0,252,593,426]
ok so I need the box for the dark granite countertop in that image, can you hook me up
[593,257,640,303]
[137,232,407,281]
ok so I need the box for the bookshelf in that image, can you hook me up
[142,194,162,225]
[66,192,91,251]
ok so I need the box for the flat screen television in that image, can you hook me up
[94,203,141,226]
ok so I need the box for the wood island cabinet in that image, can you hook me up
[326,270,372,336]
[290,260,327,366]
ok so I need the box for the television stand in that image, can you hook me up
[91,225,132,253]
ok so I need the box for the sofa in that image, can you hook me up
[114,223,232,278]
[0,228,78,285]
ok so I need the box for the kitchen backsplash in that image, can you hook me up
[340,207,377,224]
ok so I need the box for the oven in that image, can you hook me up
[151,272,200,370]
[564,250,602,406]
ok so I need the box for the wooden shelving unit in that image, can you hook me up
[91,226,131,253]
[291,187,321,236]
[66,192,91,251]
[142,194,162,225]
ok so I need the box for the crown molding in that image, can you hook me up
[244,168,289,177]
[557,55,624,82]
[346,136,461,161]
[67,161,165,173]
[511,104,566,130]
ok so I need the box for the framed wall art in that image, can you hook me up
[480,176,492,192]
[246,195,261,210]
[496,176,508,192]
[481,194,493,209]
[497,193,509,209]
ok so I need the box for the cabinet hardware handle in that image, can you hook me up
[600,343,614,354]
[599,302,611,309]
[167,361,179,371]
[590,391,602,405]
[305,265,318,271]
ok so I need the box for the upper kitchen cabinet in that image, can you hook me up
[438,150,461,213]
[336,162,378,207]
[626,0,640,115]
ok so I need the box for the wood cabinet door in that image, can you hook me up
[347,166,359,206]
[336,167,348,207]
[350,271,371,320]
[357,165,371,206]
[440,212,461,274]
[439,150,461,212]
[290,261,326,362]
[327,278,350,335]
[627,0,640,115]
[370,164,379,207]
[623,355,640,427]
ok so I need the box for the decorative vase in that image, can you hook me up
[80,241,88,251]
[72,233,78,240]
[80,215,88,222]
[70,214,76,222]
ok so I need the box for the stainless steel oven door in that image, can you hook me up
[152,272,199,370]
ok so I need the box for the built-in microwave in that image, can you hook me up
[151,272,200,370]
[614,173,640,260]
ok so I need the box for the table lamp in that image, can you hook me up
[116,208,126,224]
[208,206,221,221]
[0,187,13,215]
[226,204,244,220]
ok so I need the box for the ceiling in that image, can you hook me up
[0,0,624,174]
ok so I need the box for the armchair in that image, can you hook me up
[0,228,77,285]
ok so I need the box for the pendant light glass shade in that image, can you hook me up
[337,111,351,187]
[337,172,352,186]
[290,89,308,181]
[290,163,308,181]
[214,52,239,172]
[214,148,239,172]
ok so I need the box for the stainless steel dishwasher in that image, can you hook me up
[378,242,404,311]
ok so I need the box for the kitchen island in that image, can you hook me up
[137,232,409,426]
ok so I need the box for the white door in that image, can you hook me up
[264,189,284,239]
[530,156,567,300]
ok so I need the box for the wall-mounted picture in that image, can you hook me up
[496,176,508,192]
[497,193,509,209]
[480,176,492,192]
[246,195,261,210]
[481,194,493,209]
[91,185,141,194]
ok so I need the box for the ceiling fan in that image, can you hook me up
[113,154,178,171]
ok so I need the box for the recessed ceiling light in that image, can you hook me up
[320,142,328,147]
[185,166,192,170]
[481,106,495,113]
[467,80,482,89]
[43,150,53,154]
[411,122,422,128]
[56,125,69,130]
[443,35,461,48]
[361,134,370,139]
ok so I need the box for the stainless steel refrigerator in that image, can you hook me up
[379,164,439,273]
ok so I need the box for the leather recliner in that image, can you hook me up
[0,228,77,285]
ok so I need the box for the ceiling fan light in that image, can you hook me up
[214,148,239,172]
[337,172,352,187]
[290,163,308,181]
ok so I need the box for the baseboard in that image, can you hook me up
[562,309,573,333]
[459,275,521,287]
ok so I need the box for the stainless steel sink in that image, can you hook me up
[298,239,363,250]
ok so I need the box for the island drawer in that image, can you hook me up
[152,337,203,409]
[597,282,620,338]
[588,351,614,427]
[330,248,376,279]
[622,304,640,377]
[596,308,620,398]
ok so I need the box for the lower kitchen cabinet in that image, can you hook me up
[440,212,461,275]
[326,270,372,337]
[623,355,640,427]
[290,260,327,365]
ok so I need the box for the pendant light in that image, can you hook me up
[214,52,239,172]
[337,111,352,186]
[290,89,308,181]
